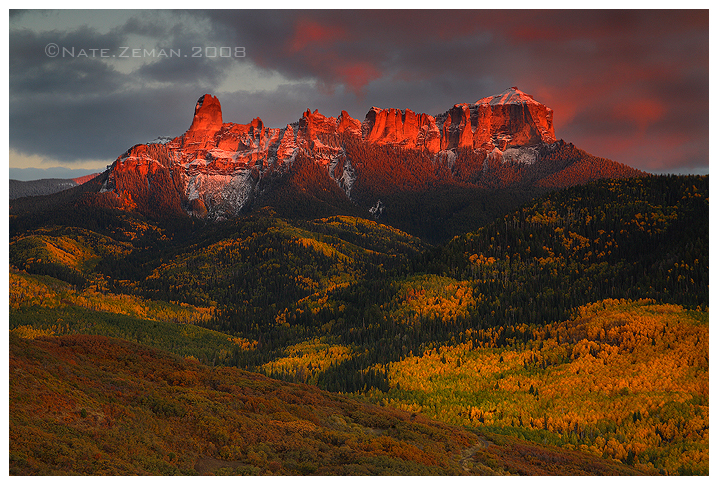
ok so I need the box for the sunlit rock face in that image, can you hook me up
[101,88,560,218]
[360,87,555,153]
[188,95,223,135]
[436,87,556,152]
[362,107,442,152]
[103,94,362,218]
[182,94,224,150]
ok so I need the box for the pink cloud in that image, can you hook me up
[334,61,382,96]
[288,18,348,54]
[612,98,667,133]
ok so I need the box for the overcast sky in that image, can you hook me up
[8,7,711,176]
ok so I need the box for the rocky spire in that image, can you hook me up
[184,94,223,145]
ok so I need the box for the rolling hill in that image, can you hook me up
[9,174,708,475]
[9,333,649,475]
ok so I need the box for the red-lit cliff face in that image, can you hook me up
[101,94,364,218]
[435,88,555,152]
[362,107,441,152]
[100,88,637,219]
[360,87,555,152]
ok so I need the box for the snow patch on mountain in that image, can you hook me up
[186,170,256,218]
[436,150,457,170]
[328,153,357,198]
[484,145,542,165]
[502,146,540,165]
[147,136,174,145]
[369,200,385,218]
[476,86,542,107]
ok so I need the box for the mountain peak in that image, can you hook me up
[476,87,542,107]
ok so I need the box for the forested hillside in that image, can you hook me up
[337,138,641,241]
[9,333,650,475]
[9,174,708,475]
[367,299,708,474]
[241,175,707,390]
[419,175,708,321]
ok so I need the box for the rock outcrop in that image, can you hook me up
[359,87,555,153]
[183,94,223,148]
[434,87,555,151]
[362,107,441,152]
[98,87,637,219]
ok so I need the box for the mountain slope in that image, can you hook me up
[10,175,707,384]
[364,298,708,475]
[98,88,641,222]
[8,174,707,475]
[9,333,647,475]
[421,174,709,318]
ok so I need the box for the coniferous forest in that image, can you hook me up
[9,174,708,475]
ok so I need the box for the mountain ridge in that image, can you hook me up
[94,88,641,220]
[9,173,101,200]
[10,88,644,242]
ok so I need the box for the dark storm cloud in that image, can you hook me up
[135,42,229,85]
[8,9,709,173]
[198,9,513,122]
[218,82,342,129]
[10,89,205,163]
[125,13,236,86]
[119,15,173,38]
[203,10,501,96]
[9,26,128,95]
[9,11,238,163]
